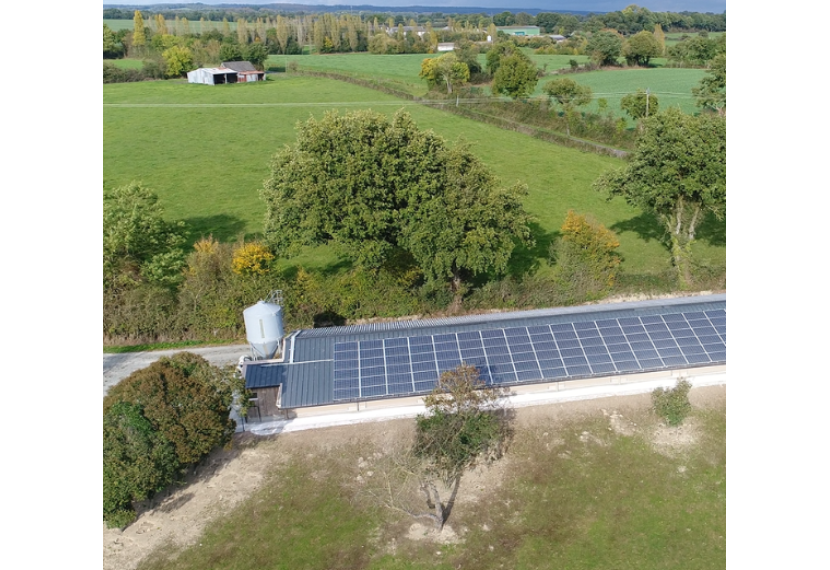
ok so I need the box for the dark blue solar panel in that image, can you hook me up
[660,313,686,323]
[333,304,725,402]
[684,353,711,364]
[517,369,543,381]
[541,367,568,379]
[528,325,552,334]
[626,332,650,343]
[657,347,683,358]
[507,344,533,356]
[553,330,578,341]
[384,337,408,348]
[614,360,641,372]
[538,358,564,369]
[638,358,663,369]
[483,337,508,349]
[580,336,606,347]
[590,362,616,374]
[535,349,560,360]
[556,338,581,349]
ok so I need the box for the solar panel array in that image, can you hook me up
[332,308,725,401]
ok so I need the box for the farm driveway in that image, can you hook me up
[103,344,249,397]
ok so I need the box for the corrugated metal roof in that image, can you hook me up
[297,295,725,339]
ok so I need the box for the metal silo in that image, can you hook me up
[243,291,284,360]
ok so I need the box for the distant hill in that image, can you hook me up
[103,4,601,16]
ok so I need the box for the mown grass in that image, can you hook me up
[105,57,145,70]
[534,67,707,117]
[104,76,725,279]
[137,392,725,570]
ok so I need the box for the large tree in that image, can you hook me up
[543,77,593,135]
[103,24,123,59]
[419,52,469,94]
[693,52,726,115]
[132,10,146,52]
[364,365,509,530]
[593,109,725,287]
[623,30,661,66]
[261,110,532,296]
[491,51,538,99]
[103,182,187,289]
[620,89,659,124]
[586,30,624,66]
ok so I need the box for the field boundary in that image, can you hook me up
[292,70,629,158]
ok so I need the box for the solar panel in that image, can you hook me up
[330,309,726,402]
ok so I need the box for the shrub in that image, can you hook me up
[549,210,621,302]
[103,353,238,527]
[652,378,693,426]
[231,242,275,276]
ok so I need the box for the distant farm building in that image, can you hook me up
[221,61,265,82]
[385,25,427,37]
[497,25,541,36]
[187,61,264,85]
[187,67,238,85]
[436,43,455,52]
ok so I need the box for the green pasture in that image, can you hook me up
[664,31,724,46]
[105,58,144,69]
[137,394,726,570]
[104,75,724,280]
[534,67,706,117]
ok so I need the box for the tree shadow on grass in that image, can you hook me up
[695,212,726,247]
[184,214,247,244]
[610,210,726,248]
[609,212,666,246]
[504,222,559,280]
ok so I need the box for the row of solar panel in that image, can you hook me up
[332,309,725,401]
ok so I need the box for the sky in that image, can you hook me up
[102,1,727,13]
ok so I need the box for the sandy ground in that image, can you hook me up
[103,384,725,570]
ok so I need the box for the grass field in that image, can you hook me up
[104,75,724,278]
[536,68,707,117]
[105,57,144,69]
[134,389,726,570]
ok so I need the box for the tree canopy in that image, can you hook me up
[261,110,532,294]
[419,52,469,94]
[103,182,187,289]
[491,50,538,99]
[103,353,240,527]
[586,30,624,66]
[623,30,661,66]
[593,109,725,286]
[620,89,659,122]
[693,52,726,115]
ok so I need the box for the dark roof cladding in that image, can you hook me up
[243,294,726,409]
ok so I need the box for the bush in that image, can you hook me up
[103,353,238,527]
[549,210,621,302]
[652,378,693,426]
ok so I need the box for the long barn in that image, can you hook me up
[241,294,725,420]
